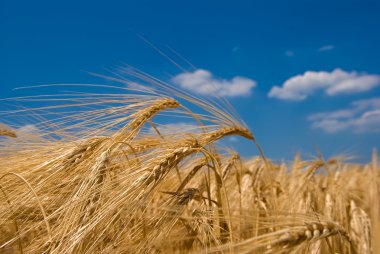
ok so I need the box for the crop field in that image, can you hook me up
[0,85,379,254]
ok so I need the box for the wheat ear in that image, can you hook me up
[0,126,17,138]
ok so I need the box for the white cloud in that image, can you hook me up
[268,69,380,100]
[308,98,380,133]
[351,97,380,110]
[18,124,40,134]
[148,122,201,136]
[318,45,335,52]
[228,136,239,142]
[285,50,295,57]
[172,69,256,97]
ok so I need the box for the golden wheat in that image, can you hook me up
[0,86,378,254]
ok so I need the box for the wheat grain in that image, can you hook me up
[0,124,17,138]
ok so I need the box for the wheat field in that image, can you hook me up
[0,83,379,254]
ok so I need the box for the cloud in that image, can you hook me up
[228,136,239,142]
[318,45,335,52]
[172,69,256,97]
[308,98,380,133]
[268,69,380,100]
[148,122,201,136]
[18,124,40,134]
[285,50,295,57]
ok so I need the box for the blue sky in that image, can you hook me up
[1,0,380,162]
